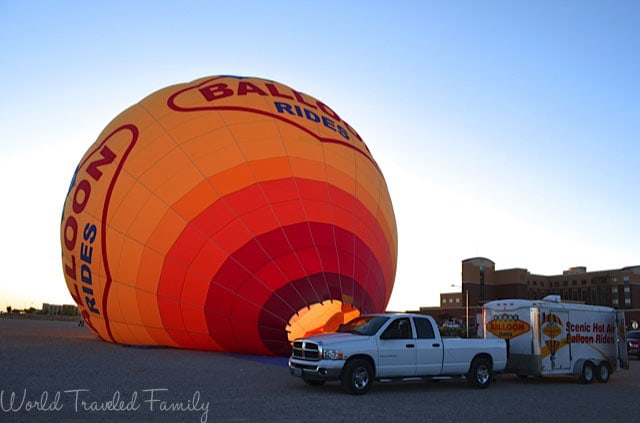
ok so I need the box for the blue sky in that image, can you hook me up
[1,0,638,312]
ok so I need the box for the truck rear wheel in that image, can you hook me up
[596,362,611,383]
[468,357,492,389]
[341,358,373,395]
[579,361,595,384]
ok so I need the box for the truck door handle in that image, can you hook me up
[432,343,440,348]
[406,344,415,348]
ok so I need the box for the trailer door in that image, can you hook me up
[541,309,569,373]
[617,311,629,370]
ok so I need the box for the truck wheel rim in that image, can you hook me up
[353,367,369,389]
[477,365,489,384]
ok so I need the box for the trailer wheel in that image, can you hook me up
[579,361,595,384]
[596,362,611,383]
[341,358,373,395]
[468,357,492,389]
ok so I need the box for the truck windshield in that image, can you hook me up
[338,316,390,336]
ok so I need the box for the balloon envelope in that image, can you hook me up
[60,75,397,355]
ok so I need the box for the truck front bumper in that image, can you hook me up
[288,358,343,381]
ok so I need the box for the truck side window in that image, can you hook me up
[381,318,413,339]
[414,317,435,339]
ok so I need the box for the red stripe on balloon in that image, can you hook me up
[204,222,386,354]
[157,178,393,348]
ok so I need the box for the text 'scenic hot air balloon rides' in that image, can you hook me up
[60,75,397,355]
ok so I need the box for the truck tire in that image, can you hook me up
[468,357,492,389]
[579,361,595,384]
[596,362,611,383]
[341,358,373,395]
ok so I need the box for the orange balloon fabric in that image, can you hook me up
[60,75,397,355]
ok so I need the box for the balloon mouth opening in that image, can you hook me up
[286,300,361,343]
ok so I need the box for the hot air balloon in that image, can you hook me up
[60,75,397,355]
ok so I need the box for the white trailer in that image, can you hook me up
[482,295,629,383]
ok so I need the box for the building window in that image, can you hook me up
[581,280,587,286]
[455,298,460,303]
[572,290,578,301]
[612,277,617,283]
[563,280,568,287]
[572,280,577,286]
[582,290,588,303]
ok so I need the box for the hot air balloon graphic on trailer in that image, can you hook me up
[60,75,398,355]
[542,313,563,369]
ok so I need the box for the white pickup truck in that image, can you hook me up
[289,313,507,394]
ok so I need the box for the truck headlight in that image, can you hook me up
[323,349,344,360]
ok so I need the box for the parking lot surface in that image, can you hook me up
[1,318,638,422]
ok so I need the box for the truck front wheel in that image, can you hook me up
[341,358,373,395]
[468,357,492,389]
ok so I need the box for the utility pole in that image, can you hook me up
[452,284,470,338]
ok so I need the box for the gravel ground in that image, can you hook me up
[1,318,638,422]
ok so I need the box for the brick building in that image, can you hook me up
[423,257,640,329]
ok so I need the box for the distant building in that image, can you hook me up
[42,303,62,316]
[421,257,640,328]
[42,303,79,317]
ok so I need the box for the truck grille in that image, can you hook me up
[292,340,321,360]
